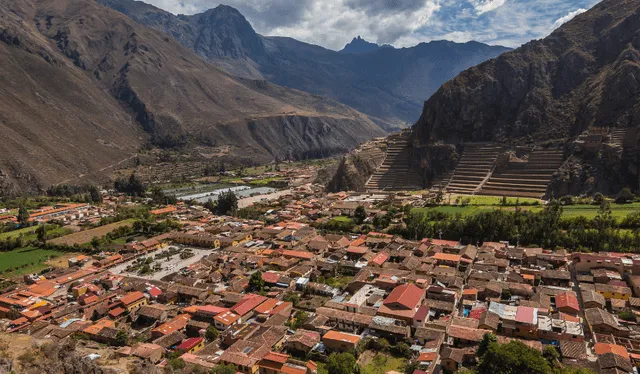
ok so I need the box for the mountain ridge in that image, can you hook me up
[0,0,383,193]
[97,0,511,128]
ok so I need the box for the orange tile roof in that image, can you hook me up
[263,351,289,364]
[254,299,279,314]
[150,206,177,215]
[594,343,629,359]
[322,330,361,345]
[214,311,240,326]
[84,319,115,335]
[152,314,190,336]
[120,291,145,306]
[433,252,461,262]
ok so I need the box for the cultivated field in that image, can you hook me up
[49,219,135,246]
[0,246,64,277]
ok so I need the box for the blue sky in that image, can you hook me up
[145,0,601,50]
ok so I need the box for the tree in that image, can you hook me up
[205,325,219,341]
[249,271,265,292]
[216,191,238,215]
[115,330,129,346]
[283,292,300,307]
[477,332,497,358]
[168,357,185,370]
[542,345,559,367]
[391,342,411,358]
[17,204,29,226]
[372,354,388,374]
[615,188,635,204]
[211,364,236,374]
[88,185,103,204]
[36,224,47,244]
[326,352,357,374]
[477,341,550,374]
[618,310,636,322]
[287,311,309,330]
[354,206,367,224]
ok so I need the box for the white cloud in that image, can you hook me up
[470,0,507,15]
[553,8,588,29]
[143,0,600,50]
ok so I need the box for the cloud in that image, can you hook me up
[143,0,600,50]
[470,0,507,15]
[553,8,588,29]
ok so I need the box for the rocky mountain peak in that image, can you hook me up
[340,35,382,54]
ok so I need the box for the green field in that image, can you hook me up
[414,201,640,220]
[0,224,72,242]
[360,352,407,374]
[0,246,64,277]
[562,203,640,219]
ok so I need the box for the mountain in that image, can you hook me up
[340,36,383,54]
[0,0,383,193]
[412,0,640,193]
[414,0,640,144]
[98,0,511,129]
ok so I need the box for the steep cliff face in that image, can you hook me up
[413,0,640,145]
[0,0,382,192]
[99,0,510,128]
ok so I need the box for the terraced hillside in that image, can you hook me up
[445,145,501,195]
[479,150,565,198]
[365,131,422,191]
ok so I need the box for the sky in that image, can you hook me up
[144,0,601,50]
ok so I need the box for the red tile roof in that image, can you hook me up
[556,292,580,313]
[262,272,281,284]
[177,337,203,351]
[383,283,424,310]
[232,295,267,316]
[371,252,389,266]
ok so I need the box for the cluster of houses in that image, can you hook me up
[1,188,640,374]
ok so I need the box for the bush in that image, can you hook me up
[615,188,635,204]
[618,311,636,322]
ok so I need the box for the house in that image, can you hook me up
[595,283,632,300]
[151,314,191,339]
[377,283,425,324]
[581,289,606,309]
[119,291,147,313]
[285,329,320,354]
[322,330,361,352]
[214,311,241,330]
[555,292,580,315]
[118,343,165,363]
[584,308,629,337]
[176,337,205,354]
[540,270,571,287]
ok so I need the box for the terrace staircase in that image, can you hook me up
[478,149,564,199]
[365,132,423,191]
[445,145,501,195]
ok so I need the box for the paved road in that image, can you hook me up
[238,189,292,209]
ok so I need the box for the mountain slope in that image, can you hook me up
[98,0,511,128]
[0,0,382,192]
[413,0,640,145]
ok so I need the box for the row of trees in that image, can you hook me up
[395,200,640,252]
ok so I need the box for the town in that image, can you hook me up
[0,165,638,374]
